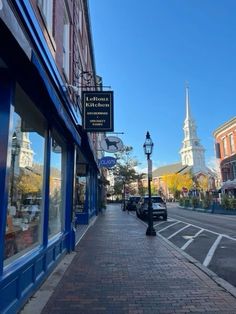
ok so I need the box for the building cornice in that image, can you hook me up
[213,117,236,137]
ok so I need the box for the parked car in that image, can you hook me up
[136,196,167,220]
[126,196,141,211]
[21,197,41,221]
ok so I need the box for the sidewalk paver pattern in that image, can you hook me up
[42,204,236,313]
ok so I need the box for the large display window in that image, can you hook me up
[4,85,46,264]
[48,131,66,236]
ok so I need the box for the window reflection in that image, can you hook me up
[48,133,65,236]
[74,149,87,214]
[74,175,87,212]
[5,85,46,264]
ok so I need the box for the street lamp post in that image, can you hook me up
[143,131,156,236]
[10,132,20,205]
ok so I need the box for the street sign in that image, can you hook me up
[100,136,123,153]
[99,156,116,169]
[82,91,114,132]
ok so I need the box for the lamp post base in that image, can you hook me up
[146,226,156,236]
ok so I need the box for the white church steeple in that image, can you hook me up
[180,86,206,174]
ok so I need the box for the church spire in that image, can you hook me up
[180,84,206,173]
[185,84,191,121]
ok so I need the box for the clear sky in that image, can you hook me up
[89,0,236,170]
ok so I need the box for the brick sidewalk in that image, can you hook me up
[39,204,236,313]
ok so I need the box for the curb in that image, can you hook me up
[158,232,236,298]
[130,211,236,299]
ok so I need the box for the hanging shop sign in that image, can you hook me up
[100,136,123,153]
[99,156,117,169]
[82,91,114,132]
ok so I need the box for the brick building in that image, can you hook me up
[213,117,236,196]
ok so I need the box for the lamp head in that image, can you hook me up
[143,131,153,155]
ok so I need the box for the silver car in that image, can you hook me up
[136,196,167,220]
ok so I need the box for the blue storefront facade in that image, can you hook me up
[0,1,100,312]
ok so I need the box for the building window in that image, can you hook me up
[229,133,235,154]
[38,0,53,34]
[48,131,66,237]
[63,5,70,78]
[4,84,46,265]
[84,44,88,64]
[79,8,83,34]
[232,162,236,180]
[222,137,227,157]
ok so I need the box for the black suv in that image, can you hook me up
[126,196,141,211]
[136,196,167,220]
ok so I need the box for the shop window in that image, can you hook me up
[74,150,87,214]
[4,85,46,264]
[232,162,236,180]
[48,131,66,237]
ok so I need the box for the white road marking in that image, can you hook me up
[181,229,204,250]
[169,215,236,241]
[158,221,180,232]
[203,235,223,267]
[153,220,170,227]
[167,224,191,239]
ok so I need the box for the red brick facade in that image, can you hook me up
[213,117,236,184]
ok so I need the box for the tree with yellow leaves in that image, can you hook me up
[17,172,42,196]
[162,173,193,197]
[195,174,209,192]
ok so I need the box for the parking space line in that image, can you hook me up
[181,229,204,250]
[169,215,236,241]
[153,220,170,227]
[158,221,180,232]
[203,234,223,267]
[167,224,191,240]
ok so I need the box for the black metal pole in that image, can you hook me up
[123,181,126,211]
[10,153,16,205]
[146,153,156,236]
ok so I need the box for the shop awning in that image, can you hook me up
[221,180,236,190]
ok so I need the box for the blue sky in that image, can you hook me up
[89,0,236,170]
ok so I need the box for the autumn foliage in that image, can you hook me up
[162,173,193,194]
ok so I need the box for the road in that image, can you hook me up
[135,203,236,288]
[167,203,236,238]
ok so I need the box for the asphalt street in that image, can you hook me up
[140,203,236,288]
